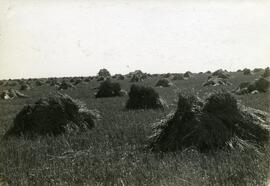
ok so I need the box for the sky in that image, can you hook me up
[0,0,270,79]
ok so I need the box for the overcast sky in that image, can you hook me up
[0,0,270,79]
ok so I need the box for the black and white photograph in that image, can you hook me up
[0,0,269,185]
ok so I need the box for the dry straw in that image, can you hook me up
[149,92,269,152]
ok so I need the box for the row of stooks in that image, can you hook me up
[1,77,269,101]
[1,67,269,88]
[4,83,270,153]
[1,67,269,100]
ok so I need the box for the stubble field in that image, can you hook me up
[0,71,269,186]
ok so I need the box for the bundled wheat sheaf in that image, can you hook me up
[58,81,75,90]
[20,83,31,90]
[262,67,270,78]
[98,68,111,78]
[126,84,167,109]
[95,79,124,98]
[203,76,231,87]
[155,78,174,87]
[171,74,184,81]
[0,89,28,100]
[235,77,270,95]
[212,69,230,79]
[183,71,192,78]
[243,68,252,75]
[148,92,269,152]
[5,93,101,138]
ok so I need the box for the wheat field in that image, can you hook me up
[0,71,269,186]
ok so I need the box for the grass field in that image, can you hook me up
[0,71,269,186]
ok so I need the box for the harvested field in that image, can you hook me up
[0,71,269,185]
